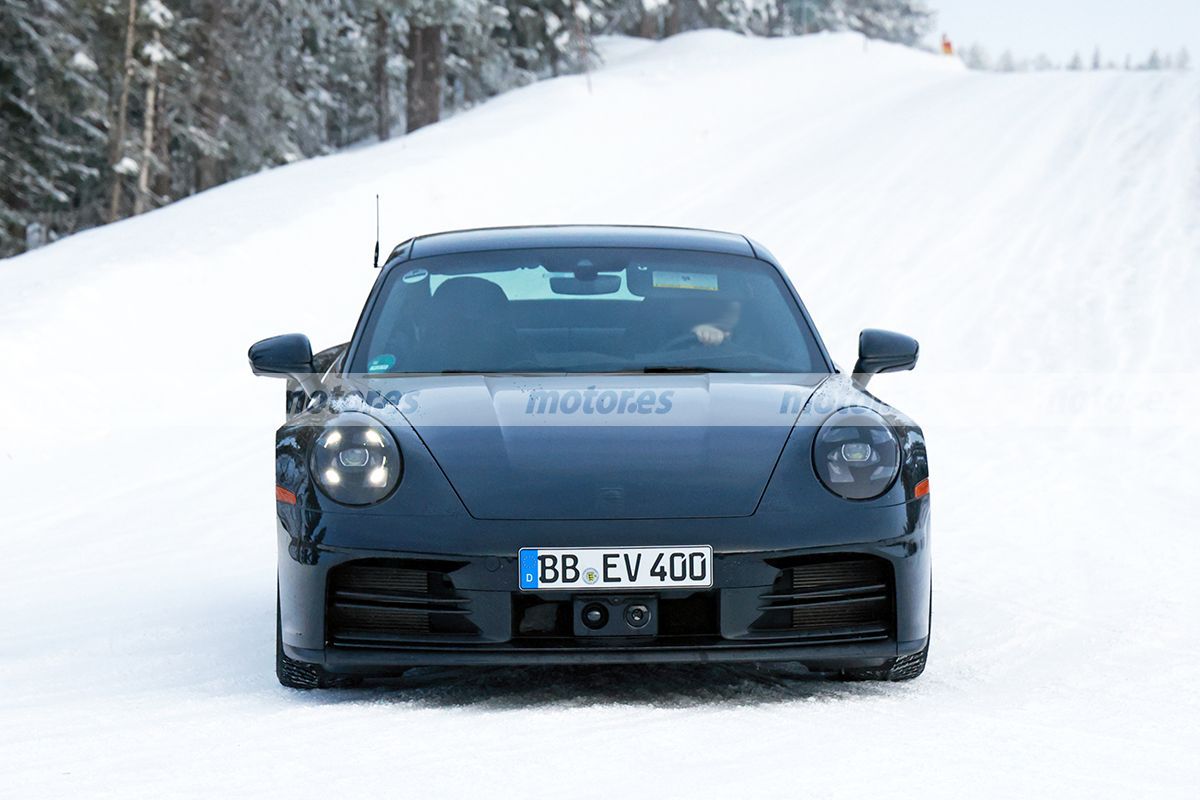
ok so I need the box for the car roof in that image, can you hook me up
[395,225,756,261]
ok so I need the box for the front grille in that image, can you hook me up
[326,560,478,648]
[750,554,893,642]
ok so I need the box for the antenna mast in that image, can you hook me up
[373,194,381,269]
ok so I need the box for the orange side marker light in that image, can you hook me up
[275,485,297,505]
[914,478,930,499]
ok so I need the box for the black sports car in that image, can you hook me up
[250,225,930,688]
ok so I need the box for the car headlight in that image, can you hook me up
[310,413,402,505]
[812,407,901,500]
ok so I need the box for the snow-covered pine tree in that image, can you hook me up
[0,0,952,258]
[705,0,776,36]
[445,2,531,113]
[496,0,599,79]
[787,0,934,45]
[0,0,108,252]
[960,43,992,71]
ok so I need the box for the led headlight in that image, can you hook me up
[813,407,901,500]
[310,413,402,505]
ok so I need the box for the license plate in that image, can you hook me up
[518,546,713,591]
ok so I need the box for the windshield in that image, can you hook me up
[350,248,827,374]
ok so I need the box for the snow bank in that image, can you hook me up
[1,30,1197,798]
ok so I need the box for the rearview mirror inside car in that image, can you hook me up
[550,275,622,295]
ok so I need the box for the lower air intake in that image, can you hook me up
[326,559,478,648]
[751,554,893,642]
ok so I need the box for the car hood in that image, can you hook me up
[370,374,821,520]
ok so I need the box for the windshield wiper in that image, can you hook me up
[436,369,561,375]
[639,366,738,373]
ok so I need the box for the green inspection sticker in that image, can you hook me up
[367,354,396,373]
[652,270,718,291]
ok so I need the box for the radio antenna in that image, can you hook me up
[373,194,381,269]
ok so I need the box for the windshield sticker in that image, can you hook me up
[402,267,429,284]
[367,354,396,373]
[652,270,718,291]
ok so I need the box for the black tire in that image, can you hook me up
[276,588,361,689]
[837,642,928,682]
[838,583,931,682]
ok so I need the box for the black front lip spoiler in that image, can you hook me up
[287,637,928,672]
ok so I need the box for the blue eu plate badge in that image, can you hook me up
[519,549,540,589]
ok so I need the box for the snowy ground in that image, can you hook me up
[1,31,1198,798]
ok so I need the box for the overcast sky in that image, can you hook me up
[929,0,1198,64]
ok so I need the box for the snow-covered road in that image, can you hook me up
[1,31,1197,798]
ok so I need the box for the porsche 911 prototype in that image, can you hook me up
[250,225,931,688]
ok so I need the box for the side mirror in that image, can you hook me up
[248,333,314,378]
[852,329,918,388]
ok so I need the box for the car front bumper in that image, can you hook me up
[277,500,931,674]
